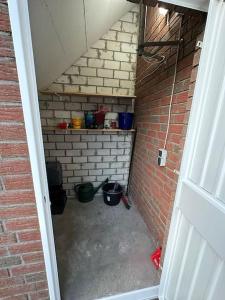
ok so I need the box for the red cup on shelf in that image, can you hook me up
[58,122,67,129]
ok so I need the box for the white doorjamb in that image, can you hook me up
[7,1,61,299]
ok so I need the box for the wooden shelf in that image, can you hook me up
[40,91,136,99]
[42,127,135,132]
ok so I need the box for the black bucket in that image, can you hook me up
[102,182,123,206]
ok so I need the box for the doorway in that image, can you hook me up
[7,0,211,300]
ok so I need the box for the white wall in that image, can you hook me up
[47,6,139,96]
[39,7,139,195]
[40,94,133,197]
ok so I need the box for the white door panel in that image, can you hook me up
[164,211,225,300]
[160,0,225,299]
[180,181,225,259]
[207,262,225,300]
[187,242,216,300]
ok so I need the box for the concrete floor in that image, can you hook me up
[52,196,160,300]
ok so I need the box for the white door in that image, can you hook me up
[159,0,225,299]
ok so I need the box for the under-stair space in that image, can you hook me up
[29,0,206,299]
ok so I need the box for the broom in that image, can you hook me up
[121,129,137,209]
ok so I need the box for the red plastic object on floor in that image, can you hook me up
[150,247,162,270]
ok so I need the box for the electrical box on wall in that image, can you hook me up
[158,149,167,167]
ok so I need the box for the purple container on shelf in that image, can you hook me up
[118,112,134,130]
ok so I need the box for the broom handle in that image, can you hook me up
[126,129,137,195]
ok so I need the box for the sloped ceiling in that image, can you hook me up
[28,0,135,90]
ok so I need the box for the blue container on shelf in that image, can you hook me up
[85,112,95,129]
[118,112,134,130]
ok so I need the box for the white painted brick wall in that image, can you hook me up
[84,49,98,58]
[65,66,79,75]
[97,69,113,78]
[107,41,120,51]
[122,22,137,33]
[73,157,88,163]
[114,52,130,62]
[46,6,139,96]
[55,75,70,84]
[120,62,135,71]
[82,163,95,170]
[104,60,120,70]
[81,135,96,142]
[88,77,103,86]
[111,21,121,31]
[80,67,97,77]
[80,86,96,94]
[66,150,81,156]
[89,169,102,176]
[92,40,106,49]
[117,32,132,43]
[103,169,116,175]
[120,12,133,23]
[82,103,97,111]
[76,58,87,67]
[111,149,124,155]
[65,103,81,110]
[99,50,113,60]
[96,135,110,142]
[64,85,79,93]
[114,70,129,80]
[88,156,102,163]
[102,30,117,41]
[88,58,104,68]
[82,149,95,156]
[88,142,102,149]
[104,78,119,88]
[71,75,87,85]
[72,142,87,149]
[54,111,70,119]
[103,142,117,148]
[40,94,134,197]
[103,156,117,162]
[97,87,112,95]
[121,43,137,53]
[40,5,138,196]
[75,170,89,176]
[97,149,110,155]
[97,163,109,169]
[56,143,72,149]
[65,135,80,142]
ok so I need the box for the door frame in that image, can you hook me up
[7,0,214,299]
[7,1,60,299]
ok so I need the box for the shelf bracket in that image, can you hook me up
[138,39,183,50]
[138,39,183,60]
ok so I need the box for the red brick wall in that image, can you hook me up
[130,6,206,251]
[0,1,49,299]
